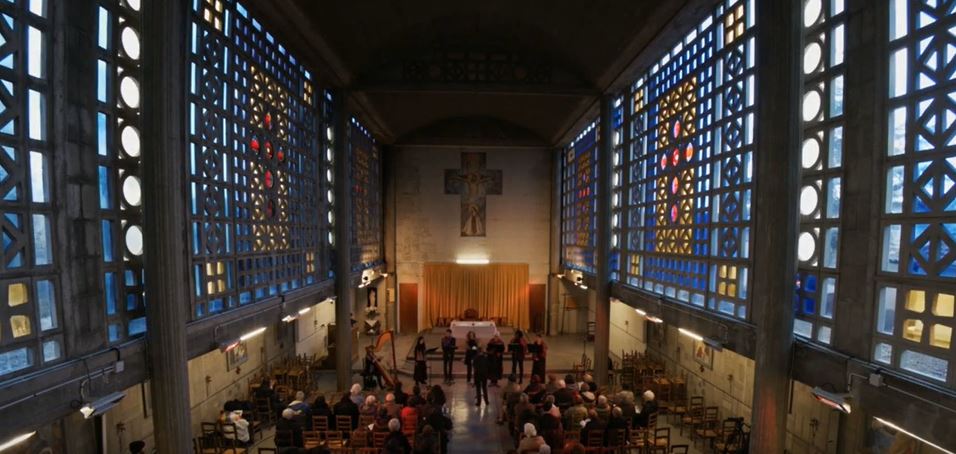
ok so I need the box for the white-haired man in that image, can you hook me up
[635,389,658,428]
[383,418,412,453]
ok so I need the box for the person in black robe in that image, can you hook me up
[363,346,384,389]
[509,330,527,384]
[332,392,359,431]
[472,347,490,406]
[487,333,505,387]
[414,336,428,385]
[463,331,478,384]
[530,333,547,382]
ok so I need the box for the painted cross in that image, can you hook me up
[444,152,503,237]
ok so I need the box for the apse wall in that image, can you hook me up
[392,146,552,327]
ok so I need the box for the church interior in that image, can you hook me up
[0,0,955,452]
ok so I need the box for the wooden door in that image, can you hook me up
[529,284,546,334]
[399,283,418,335]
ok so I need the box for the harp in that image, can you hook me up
[366,330,398,389]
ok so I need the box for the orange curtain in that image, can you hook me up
[422,263,529,329]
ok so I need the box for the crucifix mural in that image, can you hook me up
[444,152,503,237]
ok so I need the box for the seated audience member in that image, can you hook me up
[541,396,561,418]
[539,445,552,454]
[361,395,380,418]
[311,394,334,423]
[593,395,610,422]
[614,391,636,423]
[581,374,596,393]
[276,408,304,448]
[288,390,311,427]
[221,410,251,445]
[333,392,359,431]
[561,440,586,454]
[553,380,575,409]
[564,374,579,392]
[544,374,560,394]
[605,407,630,445]
[579,384,595,405]
[400,400,419,431]
[501,375,522,422]
[537,401,564,450]
[384,393,402,419]
[524,375,545,403]
[635,390,658,428]
[383,418,412,454]
[581,409,606,446]
[427,384,447,407]
[423,403,453,454]
[394,381,409,406]
[408,385,426,408]
[517,423,546,453]
[350,383,365,406]
[373,408,392,432]
[414,424,441,454]
[562,397,588,432]
[513,393,536,429]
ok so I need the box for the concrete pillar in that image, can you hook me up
[333,91,355,390]
[141,0,192,451]
[834,0,887,450]
[383,145,397,332]
[548,148,561,336]
[749,0,800,451]
[594,96,614,384]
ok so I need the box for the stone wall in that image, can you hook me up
[393,146,552,329]
[646,325,839,454]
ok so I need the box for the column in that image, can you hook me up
[594,96,614,384]
[834,0,886,449]
[548,148,561,336]
[333,91,355,390]
[749,0,800,452]
[141,0,192,451]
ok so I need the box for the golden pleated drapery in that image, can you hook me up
[421,262,529,329]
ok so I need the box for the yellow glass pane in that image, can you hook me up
[727,284,737,297]
[216,261,224,274]
[718,282,726,296]
[902,319,924,343]
[930,325,952,349]
[719,265,727,279]
[10,315,31,338]
[7,283,28,307]
[728,266,737,280]
[906,290,926,313]
[934,293,955,317]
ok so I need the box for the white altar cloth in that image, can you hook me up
[449,320,498,339]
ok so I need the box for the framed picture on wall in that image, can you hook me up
[693,340,714,370]
[226,341,249,371]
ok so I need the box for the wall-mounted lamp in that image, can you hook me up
[79,391,127,419]
[811,387,852,414]
[678,327,704,341]
[873,417,953,453]
[240,327,266,341]
[281,315,297,323]
[298,307,311,315]
[0,431,36,451]
[634,308,647,316]
[646,316,664,324]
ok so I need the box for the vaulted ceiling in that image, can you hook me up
[255,0,693,145]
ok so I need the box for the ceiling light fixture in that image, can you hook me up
[298,307,311,315]
[678,327,704,341]
[79,392,127,419]
[239,327,266,341]
[811,387,852,414]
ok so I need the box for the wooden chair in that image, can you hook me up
[312,415,329,432]
[302,430,322,449]
[357,449,381,454]
[679,398,704,436]
[624,427,647,453]
[273,430,294,448]
[564,430,581,444]
[373,430,388,448]
[606,428,627,453]
[217,432,247,454]
[584,429,605,452]
[257,449,277,454]
[253,397,274,426]
[326,431,346,449]
[193,436,218,454]
[692,407,720,449]
[669,446,689,454]
[335,415,353,433]
[652,427,670,451]
[359,415,375,429]
[714,420,749,453]
[350,430,369,448]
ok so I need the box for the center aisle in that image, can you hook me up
[440,380,516,453]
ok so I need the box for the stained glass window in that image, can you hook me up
[623,0,756,319]
[561,119,599,274]
[188,0,324,318]
[795,0,845,345]
[876,0,956,385]
[610,97,626,281]
[97,0,145,343]
[349,117,383,272]
[0,0,62,376]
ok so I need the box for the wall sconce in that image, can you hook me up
[79,392,127,419]
[0,432,36,451]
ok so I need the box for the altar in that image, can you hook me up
[449,320,498,339]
